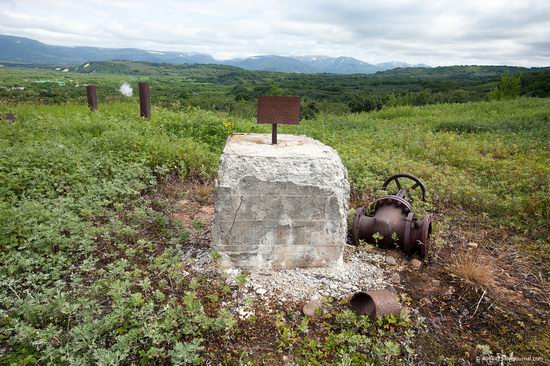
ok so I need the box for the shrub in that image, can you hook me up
[489,72,521,100]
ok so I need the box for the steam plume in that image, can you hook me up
[119,82,133,97]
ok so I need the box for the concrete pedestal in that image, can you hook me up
[212,133,350,269]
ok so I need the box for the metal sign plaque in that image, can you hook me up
[257,96,300,125]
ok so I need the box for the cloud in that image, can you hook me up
[0,0,548,66]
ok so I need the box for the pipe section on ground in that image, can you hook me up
[349,290,401,318]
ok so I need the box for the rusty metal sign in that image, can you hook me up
[257,96,300,125]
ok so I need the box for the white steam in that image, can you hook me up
[119,82,133,97]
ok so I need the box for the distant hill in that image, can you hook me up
[224,55,314,73]
[225,55,384,74]
[71,60,242,78]
[376,61,431,71]
[0,35,216,66]
[0,35,429,74]
[69,60,542,80]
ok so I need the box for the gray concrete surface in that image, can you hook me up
[212,133,350,269]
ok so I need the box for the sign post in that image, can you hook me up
[257,96,300,144]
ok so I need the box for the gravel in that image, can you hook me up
[390,273,401,284]
[410,258,422,269]
[182,244,389,301]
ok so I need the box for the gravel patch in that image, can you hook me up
[183,244,389,301]
[232,247,387,300]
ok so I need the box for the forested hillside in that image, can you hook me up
[1,62,549,118]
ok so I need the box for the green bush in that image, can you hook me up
[489,72,521,100]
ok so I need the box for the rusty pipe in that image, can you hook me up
[139,82,151,119]
[86,85,97,111]
[350,290,401,318]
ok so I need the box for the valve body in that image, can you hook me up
[351,176,432,258]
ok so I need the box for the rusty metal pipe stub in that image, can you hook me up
[350,290,401,318]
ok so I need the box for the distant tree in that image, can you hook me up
[230,84,253,101]
[179,90,189,100]
[267,84,284,96]
[348,93,384,113]
[252,84,271,97]
[386,92,411,107]
[521,71,550,97]
[489,72,521,100]
[300,99,319,120]
[411,90,431,106]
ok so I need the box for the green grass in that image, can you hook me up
[0,102,230,365]
[251,98,549,241]
[0,98,548,364]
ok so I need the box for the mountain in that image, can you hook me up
[222,55,426,74]
[376,61,430,71]
[223,55,313,73]
[292,56,380,74]
[0,35,215,66]
[0,34,430,74]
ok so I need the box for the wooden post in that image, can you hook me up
[86,85,97,111]
[272,123,277,144]
[139,82,151,119]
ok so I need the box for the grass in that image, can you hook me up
[447,252,496,289]
[272,98,549,245]
[0,97,549,364]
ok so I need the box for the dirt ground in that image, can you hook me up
[158,176,550,365]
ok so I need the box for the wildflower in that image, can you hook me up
[223,120,235,135]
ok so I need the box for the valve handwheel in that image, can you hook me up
[382,173,427,202]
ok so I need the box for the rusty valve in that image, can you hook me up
[352,173,432,258]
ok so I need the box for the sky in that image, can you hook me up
[0,0,549,67]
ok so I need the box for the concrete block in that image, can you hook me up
[212,133,350,269]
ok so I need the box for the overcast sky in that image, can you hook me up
[1,0,549,66]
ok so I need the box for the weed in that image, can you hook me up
[391,232,400,248]
[210,250,222,262]
[191,218,204,230]
[236,272,248,288]
[190,183,213,205]
[447,253,495,289]
[275,307,416,364]
[372,232,384,246]
[358,239,374,252]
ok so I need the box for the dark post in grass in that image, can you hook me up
[86,85,97,111]
[257,96,300,144]
[139,82,151,119]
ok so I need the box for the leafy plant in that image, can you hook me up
[489,72,521,100]
[372,232,384,246]
[235,272,248,288]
